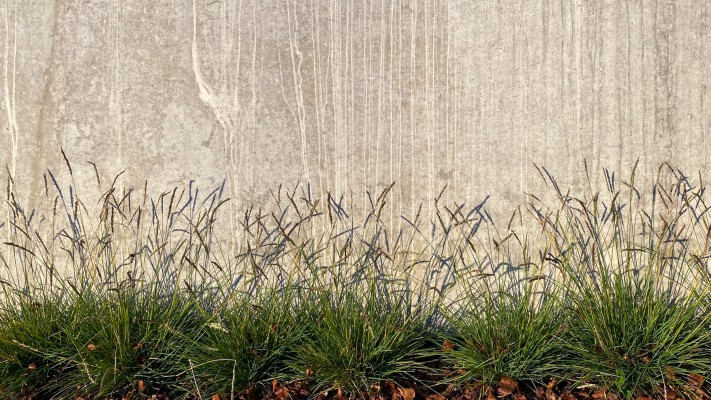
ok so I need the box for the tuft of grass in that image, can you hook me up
[562,274,710,399]
[290,270,436,397]
[439,256,565,385]
[0,292,76,397]
[187,279,302,397]
[0,159,230,398]
[532,161,711,398]
[61,285,203,398]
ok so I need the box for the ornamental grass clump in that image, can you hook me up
[61,285,204,398]
[290,271,436,398]
[1,154,711,399]
[187,279,303,397]
[440,264,565,386]
[532,162,711,398]
[0,292,75,397]
[0,155,229,398]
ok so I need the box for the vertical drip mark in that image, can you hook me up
[639,0,646,161]
[431,0,437,205]
[219,1,226,92]
[573,0,581,177]
[653,0,676,158]
[2,0,19,268]
[328,1,341,197]
[409,0,417,221]
[226,1,234,95]
[340,0,346,200]
[518,2,526,195]
[542,0,550,163]
[191,0,239,248]
[330,1,337,197]
[3,0,19,190]
[522,1,529,197]
[285,0,310,183]
[444,0,451,206]
[340,0,346,199]
[250,0,257,193]
[347,0,356,211]
[277,19,296,139]
[32,1,60,209]
[423,0,434,216]
[396,0,403,233]
[425,0,433,220]
[376,0,386,231]
[560,0,569,179]
[110,0,123,166]
[234,0,244,192]
[704,5,710,168]
[620,1,631,174]
[310,0,326,199]
[450,2,459,212]
[191,1,218,134]
[364,0,372,200]
[593,2,601,176]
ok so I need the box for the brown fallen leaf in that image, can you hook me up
[370,392,385,400]
[486,386,497,400]
[398,387,415,400]
[121,389,136,400]
[87,344,97,351]
[211,394,221,400]
[687,373,705,388]
[245,385,257,400]
[272,379,289,400]
[27,363,36,370]
[369,383,383,400]
[591,388,606,399]
[545,379,558,400]
[385,381,397,395]
[545,387,558,400]
[442,340,455,352]
[291,381,310,398]
[498,376,518,397]
[138,379,146,392]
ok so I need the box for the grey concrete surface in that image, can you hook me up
[1,0,710,242]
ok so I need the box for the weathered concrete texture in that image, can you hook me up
[1,1,710,237]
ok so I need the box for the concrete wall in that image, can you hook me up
[1,0,710,237]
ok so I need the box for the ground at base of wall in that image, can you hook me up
[12,376,709,400]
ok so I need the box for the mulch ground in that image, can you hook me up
[16,374,707,400]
